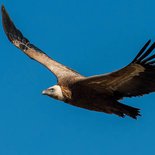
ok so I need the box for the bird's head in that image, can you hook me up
[42,85,64,101]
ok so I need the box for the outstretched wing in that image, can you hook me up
[1,5,81,81]
[76,40,155,99]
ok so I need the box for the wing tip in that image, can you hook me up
[1,5,26,45]
[147,39,151,44]
[1,5,5,13]
[1,5,14,42]
[132,39,155,65]
[1,5,10,25]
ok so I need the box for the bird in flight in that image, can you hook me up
[2,5,155,119]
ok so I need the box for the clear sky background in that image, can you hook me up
[0,0,155,155]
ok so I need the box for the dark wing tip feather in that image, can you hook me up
[2,5,18,41]
[1,5,13,41]
[132,40,151,63]
[1,5,5,11]
[1,5,6,14]
[1,6,46,55]
[132,40,155,66]
[1,5,30,50]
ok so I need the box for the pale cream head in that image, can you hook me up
[42,85,64,101]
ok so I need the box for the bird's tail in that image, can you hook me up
[111,102,141,119]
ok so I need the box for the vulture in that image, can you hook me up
[2,5,155,119]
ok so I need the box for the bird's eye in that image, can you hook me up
[50,88,55,92]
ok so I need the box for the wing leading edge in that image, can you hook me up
[1,5,81,81]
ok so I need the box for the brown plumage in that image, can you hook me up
[2,5,155,119]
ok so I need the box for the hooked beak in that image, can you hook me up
[42,89,48,95]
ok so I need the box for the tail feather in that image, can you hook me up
[112,102,141,119]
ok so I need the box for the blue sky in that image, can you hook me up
[0,0,155,155]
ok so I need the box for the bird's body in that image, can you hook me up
[2,5,155,119]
